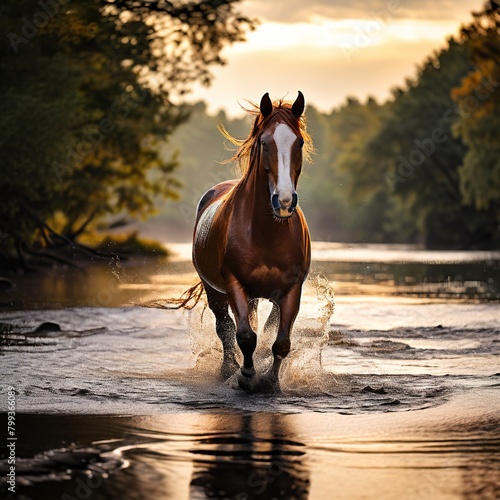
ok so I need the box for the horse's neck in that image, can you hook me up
[235,165,286,241]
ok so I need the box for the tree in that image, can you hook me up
[452,1,500,219]
[368,39,477,247]
[0,0,254,266]
[337,34,500,248]
[325,97,410,243]
[326,23,499,248]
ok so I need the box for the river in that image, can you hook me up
[1,243,499,499]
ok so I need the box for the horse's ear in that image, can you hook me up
[291,91,305,118]
[260,92,273,118]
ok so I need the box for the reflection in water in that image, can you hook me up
[3,398,499,499]
[96,414,309,499]
[188,414,309,499]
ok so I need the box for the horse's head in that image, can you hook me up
[258,92,305,219]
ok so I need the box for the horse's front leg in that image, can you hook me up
[224,277,258,388]
[263,285,302,391]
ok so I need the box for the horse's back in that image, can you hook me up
[193,180,238,294]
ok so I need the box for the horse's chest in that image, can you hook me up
[247,264,283,285]
[234,255,306,298]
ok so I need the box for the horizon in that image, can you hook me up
[187,0,485,117]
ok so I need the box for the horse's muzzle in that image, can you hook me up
[271,192,298,218]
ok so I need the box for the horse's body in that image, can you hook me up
[192,92,311,392]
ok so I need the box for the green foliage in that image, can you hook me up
[152,102,250,235]
[0,0,253,264]
[452,1,500,216]
[356,38,481,247]
[320,97,408,243]
[330,2,499,248]
[297,103,352,241]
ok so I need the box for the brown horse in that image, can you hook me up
[192,91,312,392]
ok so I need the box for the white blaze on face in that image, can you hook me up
[273,123,296,202]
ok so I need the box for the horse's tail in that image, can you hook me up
[141,280,205,310]
[169,280,205,310]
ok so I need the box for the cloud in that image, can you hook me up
[244,0,483,23]
[229,18,460,55]
[187,0,485,116]
[189,37,441,117]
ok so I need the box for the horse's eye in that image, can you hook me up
[299,139,304,148]
[261,140,268,151]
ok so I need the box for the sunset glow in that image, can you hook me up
[189,0,485,116]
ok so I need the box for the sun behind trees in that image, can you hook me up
[0,0,254,267]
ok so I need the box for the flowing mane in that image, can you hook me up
[219,98,314,175]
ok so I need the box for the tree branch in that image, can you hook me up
[20,201,118,260]
[69,209,98,240]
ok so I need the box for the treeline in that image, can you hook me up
[158,2,500,248]
[1,1,498,267]
[0,0,253,267]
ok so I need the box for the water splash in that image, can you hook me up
[185,274,339,393]
[187,305,224,378]
[108,256,123,283]
[281,274,339,393]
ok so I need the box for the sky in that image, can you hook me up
[188,0,486,117]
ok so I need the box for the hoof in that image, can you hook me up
[256,371,281,394]
[237,370,255,392]
[237,369,281,394]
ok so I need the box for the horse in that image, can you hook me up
[190,91,312,392]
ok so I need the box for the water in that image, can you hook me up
[2,243,499,310]
[1,243,499,499]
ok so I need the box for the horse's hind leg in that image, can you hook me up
[204,282,239,380]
